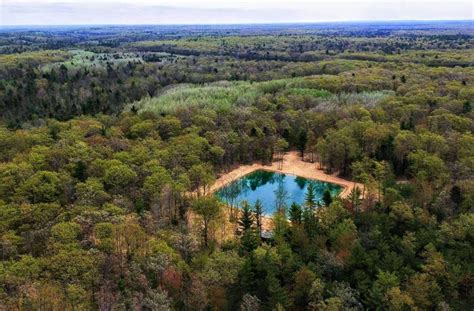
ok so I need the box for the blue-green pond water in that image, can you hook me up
[215,170,342,215]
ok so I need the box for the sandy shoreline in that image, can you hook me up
[210,151,362,198]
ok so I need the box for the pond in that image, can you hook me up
[215,169,342,215]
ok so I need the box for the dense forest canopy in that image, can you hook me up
[0,22,473,310]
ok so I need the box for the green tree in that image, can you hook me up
[293,266,317,309]
[72,160,87,182]
[254,200,263,235]
[239,201,259,253]
[274,138,288,169]
[143,166,172,203]
[289,202,302,225]
[303,206,318,239]
[239,201,254,231]
[192,196,222,247]
[318,128,360,175]
[348,186,362,213]
[50,221,81,245]
[18,170,63,203]
[189,164,215,196]
[305,182,317,210]
[370,271,400,306]
[408,150,449,187]
[75,178,109,206]
[103,162,137,190]
[323,189,333,207]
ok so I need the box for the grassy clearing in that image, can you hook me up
[39,49,181,73]
[41,49,145,71]
[133,75,395,113]
[286,88,332,98]
[314,90,396,110]
[134,81,260,113]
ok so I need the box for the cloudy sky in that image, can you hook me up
[1,0,473,25]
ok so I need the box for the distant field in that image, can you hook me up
[131,35,474,67]
[0,50,71,70]
[38,49,185,72]
[41,49,148,71]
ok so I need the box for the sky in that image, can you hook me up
[1,0,473,26]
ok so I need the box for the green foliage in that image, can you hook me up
[322,189,333,207]
[239,201,259,254]
[0,23,473,310]
[50,222,81,244]
[289,202,303,225]
[103,161,137,189]
[239,201,254,232]
[192,196,222,247]
[18,170,63,203]
[254,200,264,234]
[135,82,257,113]
[305,183,317,210]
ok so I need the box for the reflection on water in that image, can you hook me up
[215,170,342,215]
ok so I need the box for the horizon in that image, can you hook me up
[1,20,473,29]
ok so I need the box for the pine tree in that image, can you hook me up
[273,209,289,241]
[323,189,333,207]
[241,230,259,254]
[302,207,318,239]
[239,201,254,231]
[254,200,263,235]
[239,201,258,253]
[289,202,302,225]
[266,272,289,309]
[73,160,87,182]
[239,256,257,294]
[349,186,362,213]
[305,182,317,210]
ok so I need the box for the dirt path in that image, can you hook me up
[210,151,362,198]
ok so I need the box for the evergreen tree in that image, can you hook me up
[73,160,87,182]
[239,201,259,253]
[302,207,318,239]
[305,182,317,210]
[349,187,362,213]
[297,129,308,157]
[254,200,263,235]
[266,272,289,309]
[273,209,289,241]
[323,189,333,207]
[289,202,302,225]
[241,230,259,254]
[239,201,254,231]
[239,255,257,295]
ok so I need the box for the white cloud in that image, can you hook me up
[1,0,472,25]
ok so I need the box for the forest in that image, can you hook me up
[0,21,473,310]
